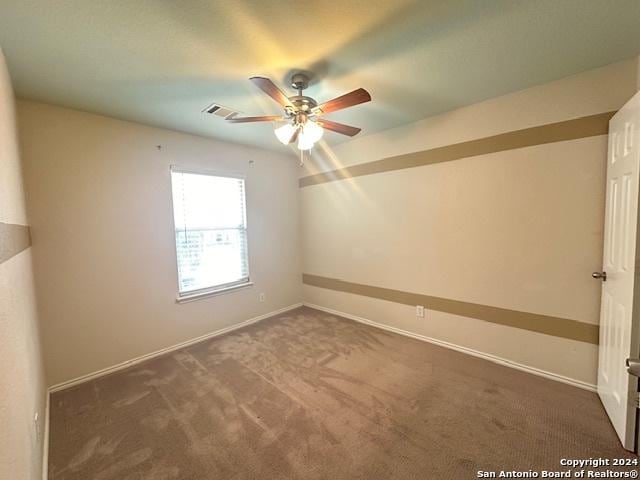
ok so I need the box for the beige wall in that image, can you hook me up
[0,49,46,480]
[18,101,302,387]
[300,59,640,386]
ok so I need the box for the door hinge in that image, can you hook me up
[636,393,640,409]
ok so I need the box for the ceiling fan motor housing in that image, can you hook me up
[287,73,317,116]
[288,96,318,115]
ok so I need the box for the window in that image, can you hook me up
[170,168,250,298]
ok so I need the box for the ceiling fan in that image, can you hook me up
[205,73,371,151]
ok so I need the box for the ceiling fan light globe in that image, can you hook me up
[274,123,295,144]
[297,134,316,151]
[302,120,324,144]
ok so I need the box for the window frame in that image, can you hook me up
[169,166,252,303]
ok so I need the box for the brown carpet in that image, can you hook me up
[49,306,637,479]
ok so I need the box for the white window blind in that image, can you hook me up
[171,168,249,296]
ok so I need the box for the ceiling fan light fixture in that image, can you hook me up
[302,120,324,144]
[297,135,315,151]
[298,120,324,150]
[297,120,324,150]
[274,123,296,145]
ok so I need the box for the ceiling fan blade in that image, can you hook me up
[313,88,371,115]
[226,115,284,123]
[249,77,294,109]
[316,119,362,137]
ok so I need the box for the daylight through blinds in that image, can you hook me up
[171,169,249,295]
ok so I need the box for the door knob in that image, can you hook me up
[592,271,607,281]
[626,358,640,377]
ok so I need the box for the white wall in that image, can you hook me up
[300,59,639,386]
[18,101,302,387]
[0,49,46,480]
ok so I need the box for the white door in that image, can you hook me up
[597,92,640,451]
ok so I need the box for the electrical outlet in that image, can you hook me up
[416,305,425,318]
[259,293,266,302]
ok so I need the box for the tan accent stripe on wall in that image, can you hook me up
[0,222,31,264]
[303,274,599,344]
[300,111,615,187]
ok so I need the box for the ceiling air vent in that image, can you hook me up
[202,103,239,119]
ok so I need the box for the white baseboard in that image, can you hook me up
[303,302,596,392]
[41,390,50,480]
[48,303,303,393]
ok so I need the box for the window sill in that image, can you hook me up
[176,282,254,304]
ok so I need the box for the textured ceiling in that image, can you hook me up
[1,0,640,151]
